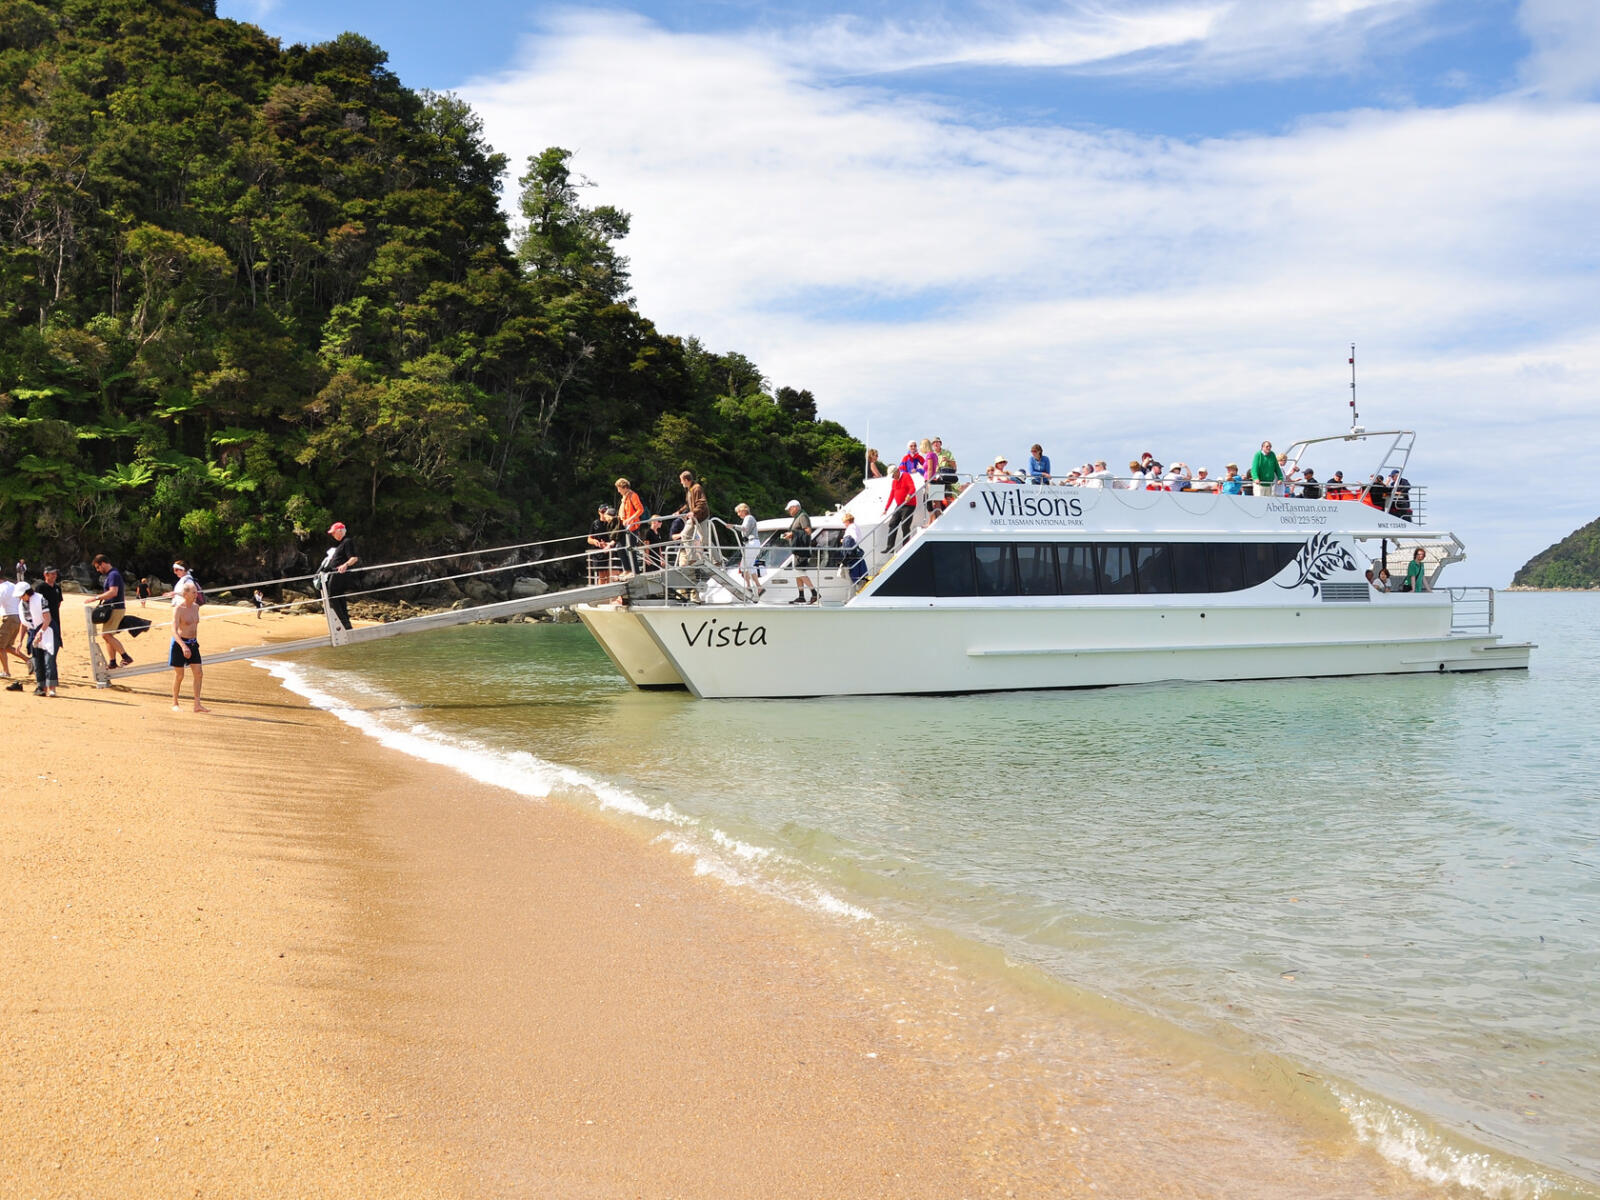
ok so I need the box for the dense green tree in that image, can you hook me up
[0,0,863,587]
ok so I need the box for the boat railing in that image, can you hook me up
[1447,587,1495,634]
[908,472,1425,523]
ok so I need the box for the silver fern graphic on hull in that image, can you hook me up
[1277,533,1357,596]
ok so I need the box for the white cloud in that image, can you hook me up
[1517,0,1600,99]
[763,0,1435,82]
[464,11,1600,582]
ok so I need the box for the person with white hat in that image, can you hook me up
[781,500,818,604]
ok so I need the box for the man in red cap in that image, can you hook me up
[318,521,360,629]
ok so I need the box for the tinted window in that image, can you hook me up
[1171,543,1210,593]
[1207,543,1244,593]
[1133,544,1174,593]
[1015,544,1057,596]
[1059,545,1097,594]
[974,544,1017,596]
[930,541,976,597]
[874,543,932,597]
[872,539,1305,597]
[1097,544,1135,594]
[1243,542,1299,588]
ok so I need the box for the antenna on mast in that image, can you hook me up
[1348,343,1362,435]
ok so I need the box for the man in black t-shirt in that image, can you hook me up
[319,521,360,629]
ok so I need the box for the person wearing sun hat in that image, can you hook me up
[318,520,360,630]
[987,455,1017,483]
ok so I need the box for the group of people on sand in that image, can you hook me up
[1,522,360,714]
[0,554,207,709]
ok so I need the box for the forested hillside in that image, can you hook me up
[0,0,861,580]
[1512,517,1600,589]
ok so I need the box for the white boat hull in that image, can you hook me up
[620,600,1531,699]
[576,603,684,688]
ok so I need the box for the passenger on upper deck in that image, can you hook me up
[1119,460,1143,490]
[932,437,958,483]
[1191,467,1216,492]
[866,448,885,478]
[1364,474,1390,510]
[899,441,925,479]
[1085,460,1112,488]
[1388,471,1413,520]
[1026,445,1052,484]
[987,456,1018,483]
[1250,441,1283,497]
[1220,463,1243,494]
[1299,468,1322,499]
[1325,470,1352,500]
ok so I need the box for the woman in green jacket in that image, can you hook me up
[1250,440,1283,497]
[1406,547,1429,593]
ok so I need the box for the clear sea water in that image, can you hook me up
[267,592,1598,1198]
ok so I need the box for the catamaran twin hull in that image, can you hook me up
[576,438,1533,699]
[578,597,1529,699]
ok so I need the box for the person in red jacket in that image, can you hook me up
[883,466,918,552]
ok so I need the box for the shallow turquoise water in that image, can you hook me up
[272,592,1599,1196]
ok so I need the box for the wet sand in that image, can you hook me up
[6,603,1444,1197]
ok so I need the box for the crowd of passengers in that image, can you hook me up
[867,437,1413,516]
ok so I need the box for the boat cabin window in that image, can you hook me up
[1058,545,1097,594]
[930,541,975,597]
[974,544,1017,596]
[1097,545,1135,594]
[873,540,1304,598]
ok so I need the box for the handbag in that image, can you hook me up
[90,603,113,624]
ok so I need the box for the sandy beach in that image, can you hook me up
[6,601,1447,1198]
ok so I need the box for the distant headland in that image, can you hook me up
[1511,517,1600,589]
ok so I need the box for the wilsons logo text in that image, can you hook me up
[681,618,768,648]
[979,492,1084,519]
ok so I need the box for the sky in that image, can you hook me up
[215,0,1600,584]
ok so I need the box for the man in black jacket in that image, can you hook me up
[319,522,360,630]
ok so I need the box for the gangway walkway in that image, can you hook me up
[84,569,684,688]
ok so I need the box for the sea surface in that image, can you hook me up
[267,591,1598,1198]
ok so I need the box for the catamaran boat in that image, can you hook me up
[577,430,1533,698]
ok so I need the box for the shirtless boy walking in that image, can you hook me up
[170,578,207,712]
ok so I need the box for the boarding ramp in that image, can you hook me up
[82,529,710,688]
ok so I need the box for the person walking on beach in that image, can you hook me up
[36,566,64,654]
[317,522,359,630]
[90,554,132,669]
[169,577,207,712]
[0,573,24,679]
[26,577,58,697]
[252,589,266,618]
